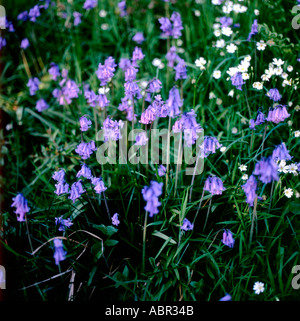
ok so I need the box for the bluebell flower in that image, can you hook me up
[68,180,85,203]
[181,218,194,231]
[36,99,49,112]
[112,213,120,226]
[76,163,92,179]
[55,216,73,231]
[142,181,163,217]
[241,175,258,207]
[203,176,226,195]
[11,193,30,222]
[222,229,235,248]
[253,157,279,184]
[53,239,66,265]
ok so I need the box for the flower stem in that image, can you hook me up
[142,212,148,273]
[165,116,172,195]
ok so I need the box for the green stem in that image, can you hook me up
[142,212,148,273]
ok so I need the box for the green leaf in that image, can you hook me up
[152,230,177,244]
[105,239,119,247]
[93,224,118,236]
[289,201,300,214]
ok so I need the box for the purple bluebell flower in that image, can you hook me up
[132,47,145,63]
[266,105,290,124]
[166,86,182,118]
[102,118,124,142]
[181,218,194,231]
[55,216,73,231]
[148,78,162,93]
[199,136,222,158]
[219,293,232,301]
[52,169,65,182]
[124,81,142,99]
[170,12,184,39]
[247,19,258,41]
[125,65,138,82]
[253,157,279,184]
[69,180,85,203]
[241,175,258,207]
[172,110,203,147]
[119,58,131,71]
[219,16,233,28]
[203,176,226,195]
[96,56,117,86]
[231,72,244,91]
[140,105,157,125]
[166,46,179,68]
[76,163,92,179]
[266,88,282,102]
[29,5,41,22]
[54,181,70,195]
[135,132,149,146]
[174,58,187,81]
[159,12,183,39]
[75,141,97,159]
[272,142,292,162]
[83,0,97,10]
[48,63,60,81]
[118,1,127,17]
[79,116,92,132]
[20,38,30,49]
[151,95,169,118]
[158,164,167,177]
[250,110,266,130]
[142,181,163,217]
[112,213,120,226]
[35,99,49,112]
[91,177,107,194]
[73,12,82,26]
[17,11,29,21]
[53,239,66,265]
[118,97,136,121]
[222,229,235,248]
[11,193,30,222]
[132,32,145,44]
[0,37,6,50]
[27,77,40,96]
[158,17,173,37]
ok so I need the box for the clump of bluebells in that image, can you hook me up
[6,0,300,302]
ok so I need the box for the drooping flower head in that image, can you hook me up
[222,229,235,248]
[118,1,127,17]
[241,174,258,207]
[166,86,182,118]
[55,216,73,231]
[68,180,85,203]
[112,213,120,226]
[83,0,97,10]
[247,19,258,41]
[132,32,145,44]
[48,62,60,81]
[203,176,226,195]
[199,136,222,158]
[231,72,245,91]
[158,12,183,39]
[266,105,290,124]
[266,88,282,102]
[36,99,49,112]
[91,177,107,194]
[174,58,187,81]
[76,163,92,179]
[102,117,124,142]
[96,56,117,86]
[272,142,292,162]
[79,116,92,132]
[142,181,163,217]
[166,46,179,68]
[11,193,30,222]
[52,169,66,182]
[158,164,166,177]
[75,141,97,160]
[253,157,279,184]
[27,77,40,96]
[181,218,194,231]
[28,5,41,22]
[20,38,30,49]
[53,239,67,265]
